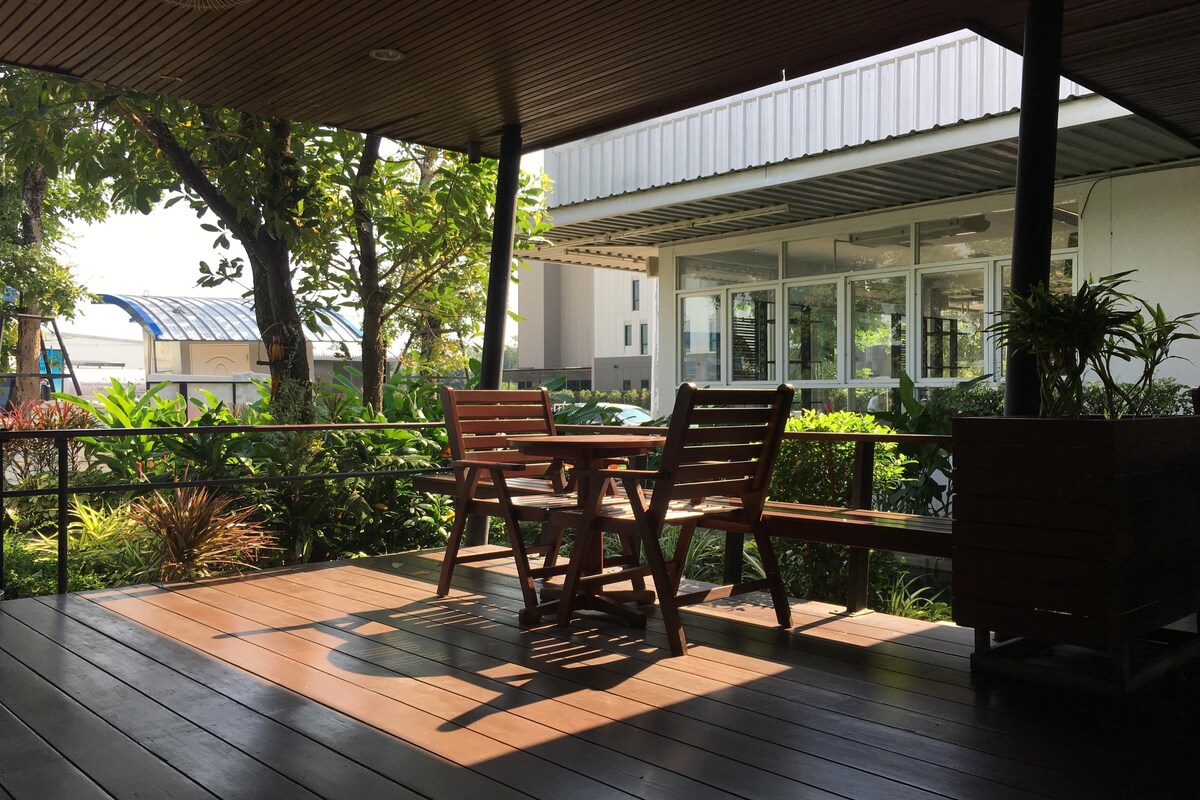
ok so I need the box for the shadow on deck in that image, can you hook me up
[0,547,1198,799]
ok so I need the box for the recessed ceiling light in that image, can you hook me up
[369,48,405,62]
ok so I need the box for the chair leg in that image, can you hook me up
[722,530,744,585]
[437,506,472,597]
[753,529,792,628]
[641,525,688,656]
[498,512,541,613]
[667,522,697,595]
[615,531,647,592]
[540,521,563,570]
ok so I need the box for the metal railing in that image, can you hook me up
[1,419,952,598]
[0,421,447,596]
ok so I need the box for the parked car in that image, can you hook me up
[555,402,654,426]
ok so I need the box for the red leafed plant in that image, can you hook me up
[1,400,93,485]
[128,487,278,581]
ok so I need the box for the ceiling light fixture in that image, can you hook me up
[369,48,405,62]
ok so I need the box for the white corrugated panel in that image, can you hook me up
[545,30,1092,207]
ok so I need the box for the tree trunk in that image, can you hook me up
[14,164,46,405]
[352,135,386,413]
[247,235,314,423]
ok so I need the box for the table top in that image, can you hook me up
[508,434,666,458]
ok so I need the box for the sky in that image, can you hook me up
[58,151,544,344]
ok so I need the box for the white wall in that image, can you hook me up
[593,269,656,360]
[517,261,548,369]
[1079,164,1200,384]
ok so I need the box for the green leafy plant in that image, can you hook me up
[768,409,907,605]
[881,571,952,621]
[26,498,148,583]
[989,271,1197,417]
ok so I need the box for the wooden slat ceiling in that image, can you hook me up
[0,1,1198,156]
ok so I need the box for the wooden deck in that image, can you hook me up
[1,547,1198,800]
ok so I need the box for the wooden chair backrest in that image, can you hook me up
[651,383,795,521]
[441,387,560,479]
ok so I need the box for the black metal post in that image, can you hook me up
[479,124,523,391]
[1005,0,1064,416]
[57,436,68,594]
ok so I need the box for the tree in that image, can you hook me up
[295,133,550,411]
[0,70,104,402]
[101,96,326,422]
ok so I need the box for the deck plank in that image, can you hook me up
[83,584,639,800]
[2,551,1197,799]
[256,565,1082,800]
[0,606,320,800]
[1,598,420,800]
[330,557,1105,799]
[0,642,213,799]
[41,593,527,800]
[0,700,111,800]
[172,577,849,800]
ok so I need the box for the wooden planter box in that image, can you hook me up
[952,416,1200,659]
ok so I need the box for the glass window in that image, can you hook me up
[154,341,181,374]
[787,283,838,381]
[1001,258,1074,302]
[785,237,836,278]
[680,294,722,382]
[622,379,632,390]
[730,289,777,381]
[836,227,912,273]
[677,247,779,289]
[850,275,907,380]
[639,322,649,355]
[920,268,985,378]
[623,324,632,347]
[640,379,650,389]
[632,279,641,310]
[920,201,1076,264]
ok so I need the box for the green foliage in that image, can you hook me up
[129,488,276,581]
[990,271,1198,417]
[873,371,957,517]
[2,533,106,598]
[881,572,952,622]
[925,381,1005,419]
[768,409,907,606]
[26,498,148,584]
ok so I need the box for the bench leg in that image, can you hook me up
[754,529,792,628]
[846,547,870,614]
[722,532,744,585]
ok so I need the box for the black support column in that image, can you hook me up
[479,123,523,391]
[469,124,522,547]
[1004,0,1064,416]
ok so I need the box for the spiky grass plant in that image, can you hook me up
[129,488,277,581]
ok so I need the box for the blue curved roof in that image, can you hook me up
[98,295,362,343]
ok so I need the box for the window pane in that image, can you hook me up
[731,288,777,381]
[677,247,779,289]
[918,213,1010,263]
[680,294,721,382]
[920,268,984,378]
[787,283,838,381]
[837,227,912,272]
[1001,258,1073,303]
[624,324,632,346]
[639,322,649,355]
[785,237,836,278]
[850,275,907,379]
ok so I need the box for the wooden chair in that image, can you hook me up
[551,383,796,656]
[436,387,569,611]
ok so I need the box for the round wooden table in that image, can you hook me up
[509,433,666,623]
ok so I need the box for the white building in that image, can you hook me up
[521,31,1200,414]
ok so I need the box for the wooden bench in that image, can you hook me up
[416,421,953,616]
[738,432,953,614]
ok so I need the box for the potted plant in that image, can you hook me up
[951,272,1200,689]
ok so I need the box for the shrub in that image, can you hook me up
[26,498,148,584]
[129,488,278,581]
[767,409,908,606]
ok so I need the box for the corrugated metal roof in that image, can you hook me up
[532,113,1200,263]
[99,295,362,343]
